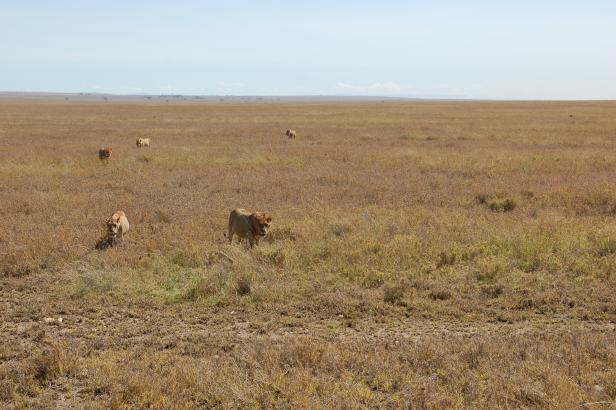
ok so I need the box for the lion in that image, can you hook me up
[227,209,272,248]
[136,138,151,148]
[95,211,130,249]
[285,129,296,139]
[98,147,112,160]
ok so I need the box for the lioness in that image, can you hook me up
[227,209,272,248]
[98,147,112,160]
[136,138,150,147]
[95,211,130,249]
[285,129,296,139]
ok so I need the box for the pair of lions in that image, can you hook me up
[96,209,271,250]
[286,129,296,139]
[95,211,130,249]
[136,138,151,148]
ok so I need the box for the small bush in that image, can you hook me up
[235,275,252,296]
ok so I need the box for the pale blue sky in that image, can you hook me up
[1,1,615,99]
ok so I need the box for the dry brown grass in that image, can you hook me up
[1,100,616,408]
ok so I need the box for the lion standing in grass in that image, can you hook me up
[227,209,272,248]
[95,211,130,249]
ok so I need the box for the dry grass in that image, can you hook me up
[1,100,616,408]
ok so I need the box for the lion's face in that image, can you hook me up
[252,212,272,236]
[99,148,112,158]
[107,219,121,238]
[106,213,125,238]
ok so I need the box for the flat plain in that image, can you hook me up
[1,100,615,408]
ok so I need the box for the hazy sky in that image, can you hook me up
[1,1,615,99]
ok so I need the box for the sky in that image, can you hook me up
[1,0,615,99]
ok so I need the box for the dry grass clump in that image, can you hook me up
[2,100,616,407]
[475,193,517,212]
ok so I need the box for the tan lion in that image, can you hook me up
[136,138,151,147]
[95,211,130,249]
[285,129,297,139]
[98,147,112,160]
[227,209,272,248]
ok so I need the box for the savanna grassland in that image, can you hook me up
[1,100,616,409]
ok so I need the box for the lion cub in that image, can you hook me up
[227,209,272,248]
[96,211,130,249]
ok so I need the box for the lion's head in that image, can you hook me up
[250,212,272,236]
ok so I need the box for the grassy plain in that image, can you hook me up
[1,100,616,408]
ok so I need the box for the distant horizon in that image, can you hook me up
[2,90,615,102]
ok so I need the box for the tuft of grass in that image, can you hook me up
[475,194,517,212]
[595,237,616,257]
[488,198,517,213]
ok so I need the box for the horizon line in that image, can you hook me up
[1,90,615,103]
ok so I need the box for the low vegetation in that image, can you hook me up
[1,100,616,407]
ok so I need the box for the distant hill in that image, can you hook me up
[0,91,430,102]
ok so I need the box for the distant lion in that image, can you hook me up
[98,147,112,160]
[227,209,272,248]
[285,129,297,139]
[136,138,151,148]
[95,211,130,249]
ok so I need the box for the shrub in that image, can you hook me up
[235,275,252,296]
